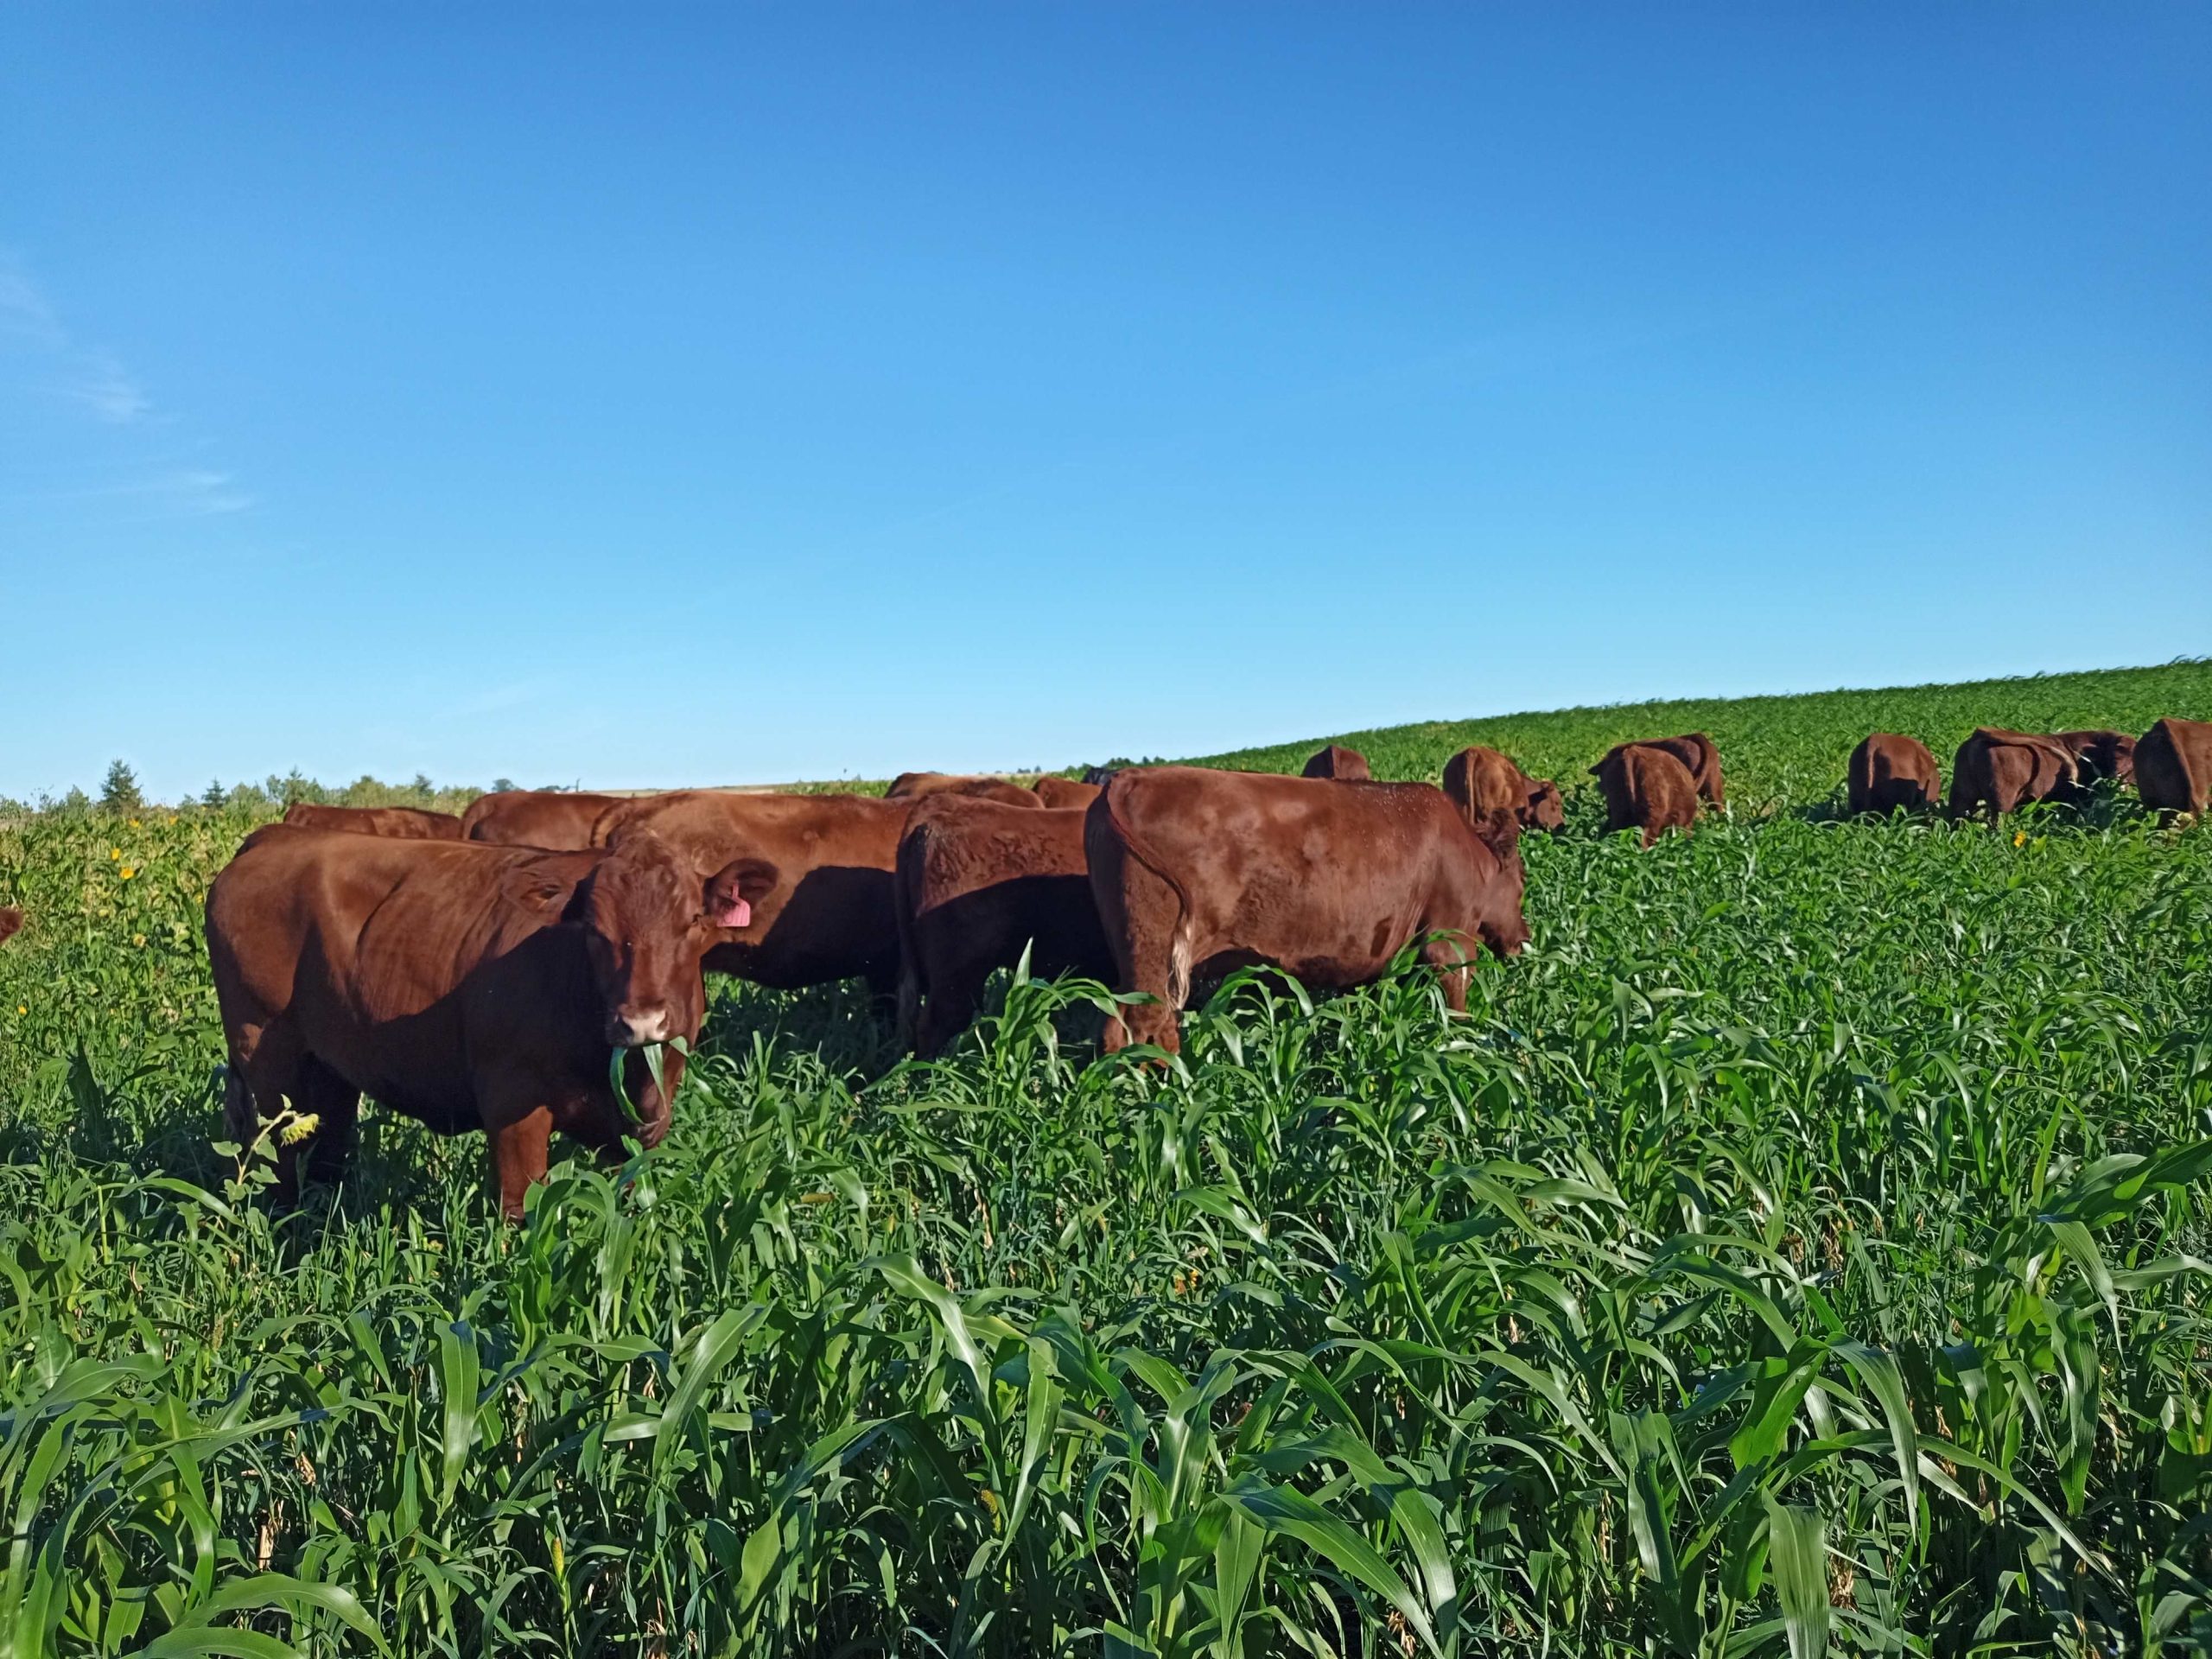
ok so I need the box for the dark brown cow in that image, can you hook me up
[1948,728,2078,818]
[1441,747,1565,832]
[2053,729,2137,788]
[283,802,465,839]
[1033,776,1103,810]
[462,790,631,850]
[2135,717,2212,814]
[1597,734,1724,810]
[593,791,913,997]
[1085,767,1527,1053]
[1591,745,1699,847]
[1300,745,1371,781]
[1847,734,1941,815]
[205,826,776,1217]
[885,772,1043,809]
[893,797,1111,1055]
[0,907,21,945]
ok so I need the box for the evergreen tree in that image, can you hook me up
[99,760,144,815]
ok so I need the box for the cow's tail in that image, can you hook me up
[1093,779,1198,1006]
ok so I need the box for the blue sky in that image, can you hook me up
[3,4,2207,800]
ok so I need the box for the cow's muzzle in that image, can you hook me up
[607,1005,673,1047]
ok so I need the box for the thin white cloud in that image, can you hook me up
[0,261,65,349]
[61,352,153,424]
[143,468,254,517]
[0,253,155,426]
[1,251,258,513]
[79,468,256,518]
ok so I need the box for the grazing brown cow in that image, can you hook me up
[1033,777,1103,810]
[205,826,776,1217]
[2135,717,2212,814]
[1301,745,1371,781]
[885,772,1043,809]
[1591,745,1699,847]
[893,798,1111,1055]
[1847,734,1942,815]
[1085,767,1527,1053]
[0,907,21,945]
[1948,728,2078,818]
[1598,734,1724,810]
[2053,729,2137,788]
[461,790,631,850]
[594,791,913,997]
[1442,747,1565,832]
[282,802,465,839]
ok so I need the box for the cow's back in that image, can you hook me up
[887,772,1041,808]
[284,803,464,839]
[1033,777,1103,810]
[462,790,627,849]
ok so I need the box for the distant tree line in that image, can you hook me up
[0,762,556,818]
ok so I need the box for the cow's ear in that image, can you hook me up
[703,857,780,929]
[1471,809,1522,863]
[504,859,587,919]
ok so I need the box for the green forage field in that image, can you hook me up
[2,660,2209,1656]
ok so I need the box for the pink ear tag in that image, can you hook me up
[714,897,752,929]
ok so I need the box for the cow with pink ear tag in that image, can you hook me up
[205,823,781,1219]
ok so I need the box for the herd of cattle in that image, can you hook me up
[7,715,2208,1216]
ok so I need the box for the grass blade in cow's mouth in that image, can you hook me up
[607,1038,683,1126]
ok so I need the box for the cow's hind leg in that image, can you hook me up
[225,1019,317,1204]
[1098,862,1185,1054]
[294,1056,361,1191]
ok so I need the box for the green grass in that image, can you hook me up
[2,660,2209,1656]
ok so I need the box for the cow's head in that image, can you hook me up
[1467,810,1530,957]
[0,907,21,946]
[1522,779,1566,833]
[569,833,780,1051]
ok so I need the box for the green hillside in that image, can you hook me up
[1181,657,2211,803]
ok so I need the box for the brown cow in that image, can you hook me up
[593,791,914,998]
[893,797,1111,1055]
[462,790,632,850]
[1300,745,1371,781]
[2135,717,2212,814]
[1033,776,1103,810]
[205,826,777,1217]
[2054,729,2137,788]
[885,772,1043,809]
[1847,734,1941,816]
[1085,767,1527,1054]
[282,802,464,839]
[0,907,21,945]
[1948,728,2078,818]
[1442,747,1565,832]
[1597,734,1724,810]
[1591,745,1699,847]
